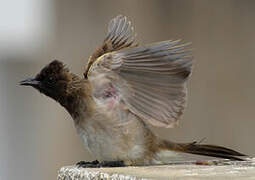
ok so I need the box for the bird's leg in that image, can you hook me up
[99,160,125,167]
[76,160,125,168]
[76,160,100,168]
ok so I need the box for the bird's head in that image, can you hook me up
[19,60,81,105]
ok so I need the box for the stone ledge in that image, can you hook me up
[58,158,255,180]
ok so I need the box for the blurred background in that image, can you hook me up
[1,0,255,179]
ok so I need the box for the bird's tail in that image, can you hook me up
[160,140,246,161]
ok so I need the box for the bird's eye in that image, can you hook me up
[47,76,56,84]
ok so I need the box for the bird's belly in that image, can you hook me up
[76,125,145,162]
[74,114,148,163]
[78,129,115,160]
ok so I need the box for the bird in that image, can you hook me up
[20,15,246,167]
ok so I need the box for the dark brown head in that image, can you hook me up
[19,60,82,106]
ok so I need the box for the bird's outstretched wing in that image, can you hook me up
[84,15,137,78]
[87,15,193,128]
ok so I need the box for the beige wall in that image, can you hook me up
[1,1,255,180]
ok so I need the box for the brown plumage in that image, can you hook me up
[20,15,246,167]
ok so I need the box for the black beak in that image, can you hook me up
[19,77,40,86]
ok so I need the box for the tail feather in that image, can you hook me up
[161,140,246,161]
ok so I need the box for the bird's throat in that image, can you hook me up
[58,82,93,122]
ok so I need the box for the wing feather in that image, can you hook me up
[84,15,137,78]
[88,39,193,128]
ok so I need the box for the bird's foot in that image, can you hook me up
[99,160,125,167]
[76,160,100,168]
[76,160,125,168]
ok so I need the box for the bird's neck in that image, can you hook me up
[59,80,94,122]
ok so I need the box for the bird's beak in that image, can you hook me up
[19,77,40,86]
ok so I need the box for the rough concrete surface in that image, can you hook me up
[58,158,255,180]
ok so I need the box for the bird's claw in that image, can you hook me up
[76,160,100,168]
[76,160,125,168]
